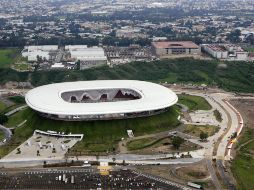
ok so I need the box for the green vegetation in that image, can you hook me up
[127,137,168,151]
[0,114,8,125]
[171,136,185,150]
[199,131,208,141]
[0,96,26,116]
[1,58,254,92]
[246,47,254,53]
[12,63,32,71]
[184,124,219,137]
[4,108,28,128]
[0,101,7,113]
[213,109,222,122]
[8,96,25,104]
[0,48,21,68]
[178,94,212,111]
[63,140,71,144]
[0,130,4,141]
[231,129,254,190]
[0,106,180,157]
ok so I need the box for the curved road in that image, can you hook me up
[0,124,12,146]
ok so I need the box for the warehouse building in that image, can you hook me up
[65,45,108,69]
[22,45,58,62]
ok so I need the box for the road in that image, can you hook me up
[172,87,240,190]
[0,157,203,168]
[0,124,12,146]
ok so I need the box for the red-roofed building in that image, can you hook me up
[152,41,201,58]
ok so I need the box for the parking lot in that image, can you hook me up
[0,167,183,189]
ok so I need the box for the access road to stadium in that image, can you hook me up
[169,85,243,190]
[0,124,12,146]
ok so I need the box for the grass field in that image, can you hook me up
[4,107,28,128]
[246,47,254,53]
[0,48,20,68]
[12,63,32,71]
[0,101,7,113]
[178,94,212,111]
[0,106,180,157]
[0,96,26,116]
[183,125,219,137]
[231,129,254,190]
[127,137,168,151]
[8,96,26,104]
[0,131,4,141]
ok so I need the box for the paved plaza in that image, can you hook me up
[4,133,80,160]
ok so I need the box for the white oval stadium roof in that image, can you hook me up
[25,80,178,116]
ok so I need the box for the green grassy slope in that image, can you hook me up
[0,106,180,156]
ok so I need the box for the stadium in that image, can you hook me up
[25,80,178,121]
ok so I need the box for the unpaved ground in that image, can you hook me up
[230,99,254,128]
[230,99,254,157]
[127,138,200,155]
[136,160,215,190]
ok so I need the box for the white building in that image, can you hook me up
[202,44,248,61]
[22,45,58,62]
[65,45,107,70]
[116,27,147,38]
[25,80,178,121]
[51,62,65,69]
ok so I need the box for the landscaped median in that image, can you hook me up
[178,94,212,111]
[126,135,200,154]
[183,124,219,138]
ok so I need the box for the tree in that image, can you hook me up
[76,60,80,70]
[226,29,241,43]
[171,136,184,150]
[0,114,8,124]
[200,131,208,141]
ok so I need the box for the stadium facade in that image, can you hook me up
[25,80,178,121]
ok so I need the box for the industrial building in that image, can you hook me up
[25,80,178,121]
[65,45,108,69]
[152,41,201,58]
[22,45,58,62]
[22,45,108,69]
[201,44,248,61]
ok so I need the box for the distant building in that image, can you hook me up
[116,27,147,39]
[152,41,201,58]
[65,45,107,70]
[22,45,58,62]
[152,37,168,42]
[201,44,248,61]
[51,62,65,69]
